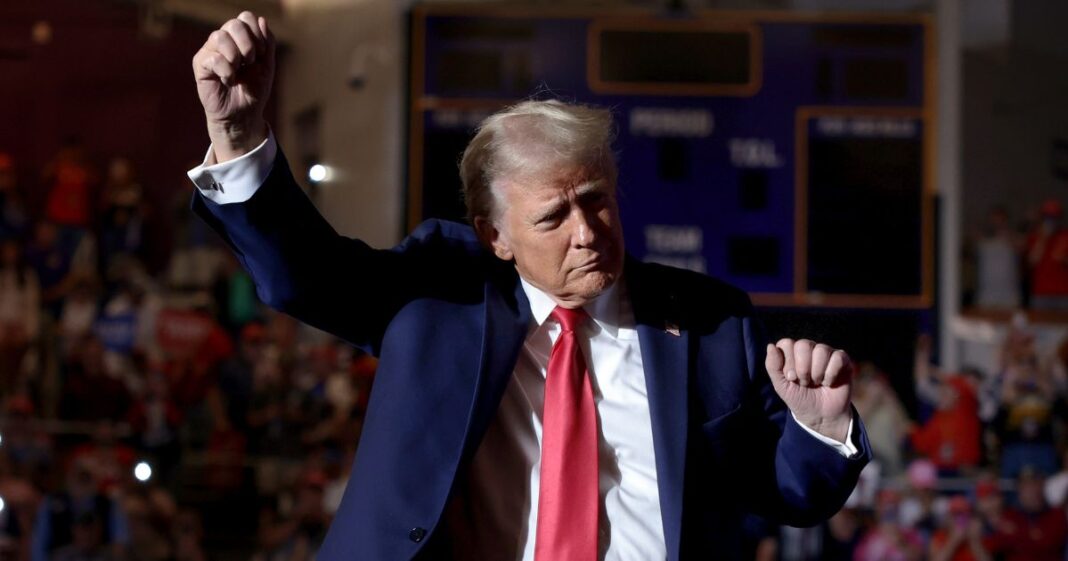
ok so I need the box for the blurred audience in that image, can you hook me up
[1027,200,1068,311]
[0,238,39,393]
[927,495,989,561]
[30,457,128,561]
[911,336,983,474]
[854,488,924,561]
[975,206,1022,310]
[0,153,31,241]
[2,139,1068,561]
[984,469,1067,561]
[855,361,911,475]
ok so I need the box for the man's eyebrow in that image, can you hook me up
[531,200,567,223]
[575,180,611,200]
[575,179,606,194]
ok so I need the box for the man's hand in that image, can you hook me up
[192,11,275,162]
[765,338,854,442]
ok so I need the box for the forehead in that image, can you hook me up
[497,162,613,204]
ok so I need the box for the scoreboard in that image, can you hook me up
[408,6,934,309]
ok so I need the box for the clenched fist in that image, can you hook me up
[765,338,854,443]
[192,11,275,163]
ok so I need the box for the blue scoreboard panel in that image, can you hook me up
[408,6,934,309]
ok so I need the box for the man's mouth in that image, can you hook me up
[575,255,605,271]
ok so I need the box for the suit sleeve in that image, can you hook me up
[732,311,872,527]
[189,146,480,355]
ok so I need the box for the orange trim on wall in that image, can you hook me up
[586,18,762,98]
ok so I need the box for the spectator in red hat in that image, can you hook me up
[984,468,1067,561]
[854,488,924,561]
[1027,198,1068,309]
[900,459,945,541]
[909,372,982,473]
[929,495,991,561]
[972,477,1007,557]
[41,138,97,234]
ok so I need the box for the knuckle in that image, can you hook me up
[214,58,233,75]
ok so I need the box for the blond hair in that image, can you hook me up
[459,99,617,224]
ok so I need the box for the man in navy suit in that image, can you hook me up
[188,12,871,561]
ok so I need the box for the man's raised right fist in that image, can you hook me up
[192,11,275,163]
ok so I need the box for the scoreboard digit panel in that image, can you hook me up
[409,6,933,308]
[799,110,926,298]
[588,20,762,96]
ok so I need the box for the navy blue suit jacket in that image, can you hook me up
[192,152,872,560]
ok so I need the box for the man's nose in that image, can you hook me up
[571,209,599,247]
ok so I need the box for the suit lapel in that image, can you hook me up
[459,258,691,560]
[627,258,690,561]
[462,262,531,459]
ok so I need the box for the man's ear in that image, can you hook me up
[473,215,513,261]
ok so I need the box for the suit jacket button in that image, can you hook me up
[409,527,426,543]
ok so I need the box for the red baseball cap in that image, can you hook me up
[1041,199,1063,218]
[975,479,1000,499]
[948,495,972,514]
[240,322,266,343]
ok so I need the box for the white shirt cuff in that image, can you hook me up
[792,412,859,458]
[186,130,277,205]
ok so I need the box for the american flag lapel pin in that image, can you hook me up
[665,321,680,337]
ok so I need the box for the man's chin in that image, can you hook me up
[574,270,617,299]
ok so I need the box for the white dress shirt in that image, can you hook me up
[446,278,665,560]
[187,131,859,560]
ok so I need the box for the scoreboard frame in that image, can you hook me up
[407,4,936,309]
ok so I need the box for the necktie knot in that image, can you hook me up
[551,306,588,333]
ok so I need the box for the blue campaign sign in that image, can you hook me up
[94,313,138,353]
[408,6,932,309]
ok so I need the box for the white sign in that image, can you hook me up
[816,117,917,138]
[630,108,714,138]
[729,138,783,168]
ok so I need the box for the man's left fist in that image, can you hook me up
[765,338,854,443]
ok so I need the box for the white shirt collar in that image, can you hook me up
[518,276,624,339]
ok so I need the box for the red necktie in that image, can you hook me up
[535,306,599,561]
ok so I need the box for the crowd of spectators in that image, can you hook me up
[5,142,1068,561]
[0,146,376,561]
[966,201,1068,311]
[744,310,1068,560]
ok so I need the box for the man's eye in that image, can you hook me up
[537,209,566,226]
